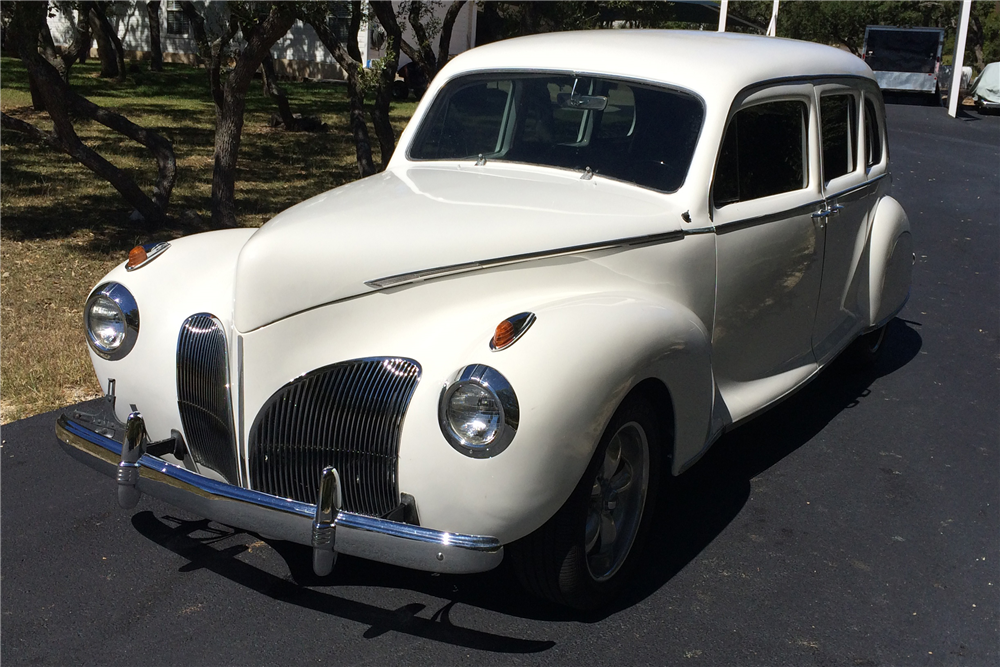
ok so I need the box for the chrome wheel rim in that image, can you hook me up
[585,421,649,582]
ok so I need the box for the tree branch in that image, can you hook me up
[436,0,467,69]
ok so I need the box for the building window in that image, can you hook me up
[166,1,191,37]
[327,2,352,44]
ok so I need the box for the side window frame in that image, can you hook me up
[862,88,888,176]
[815,84,863,193]
[710,83,819,217]
[818,90,860,185]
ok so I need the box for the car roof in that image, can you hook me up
[441,30,874,105]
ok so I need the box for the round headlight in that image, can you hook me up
[86,295,126,351]
[85,282,139,360]
[447,383,502,445]
[439,364,519,458]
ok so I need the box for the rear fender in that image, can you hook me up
[868,196,913,327]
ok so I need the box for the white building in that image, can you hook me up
[47,1,477,81]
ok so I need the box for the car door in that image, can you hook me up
[811,82,877,363]
[711,83,826,423]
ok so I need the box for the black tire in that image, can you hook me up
[850,324,888,367]
[508,393,665,610]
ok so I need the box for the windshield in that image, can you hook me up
[409,73,704,193]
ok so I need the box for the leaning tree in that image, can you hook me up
[0,1,177,225]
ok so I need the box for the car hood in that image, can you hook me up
[234,165,683,332]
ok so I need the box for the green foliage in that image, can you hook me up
[359,45,393,98]
[983,3,1000,64]
[772,1,1000,72]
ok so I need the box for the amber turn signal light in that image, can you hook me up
[493,320,516,348]
[126,245,148,269]
[490,312,537,351]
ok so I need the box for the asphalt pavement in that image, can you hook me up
[2,102,997,666]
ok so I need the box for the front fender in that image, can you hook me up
[86,229,256,439]
[868,196,913,327]
[396,292,714,544]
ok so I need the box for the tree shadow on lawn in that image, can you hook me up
[1,123,363,251]
[2,58,391,251]
[131,319,922,634]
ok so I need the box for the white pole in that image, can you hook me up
[948,0,973,118]
[766,0,779,37]
[718,0,729,33]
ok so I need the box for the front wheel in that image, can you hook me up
[508,394,665,609]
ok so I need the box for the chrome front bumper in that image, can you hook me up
[55,410,503,575]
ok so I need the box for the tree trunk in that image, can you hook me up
[85,2,119,78]
[28,75,45,111]
[38,18,69,82]
[394,0,464,90]
[96,1,127,83]
[77,15,91,64]
[61,11,94,72]
[146,2,163,72]
[237,13,297,128]
[181,0,231,108]
[209,6,295,228]
[299,2,376,176]
[346,65,377,177]
[370,2,402,165]
[405,1,437,83]
[212,99,244,229]
[6,2,176,224]
[436,0,467,71]
[260,52,298,130]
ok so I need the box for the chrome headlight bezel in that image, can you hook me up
[439,364,519,459]
[84,282,139,360]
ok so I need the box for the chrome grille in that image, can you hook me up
[176,314,240,485]
[248,358,421,516]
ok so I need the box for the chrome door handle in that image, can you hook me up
[812,208,832,219]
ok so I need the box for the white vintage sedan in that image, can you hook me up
[58,30,912,609]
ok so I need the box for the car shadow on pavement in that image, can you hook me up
[130,510,558,652]
[132,318,921,633]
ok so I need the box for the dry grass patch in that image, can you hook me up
[1,234,118,422]
[1,57,416,422]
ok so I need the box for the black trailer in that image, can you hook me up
[862,26,945,94]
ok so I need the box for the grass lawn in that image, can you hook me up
[0,56,416,423]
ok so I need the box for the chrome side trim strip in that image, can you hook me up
[365,230,685,289]
[826,173,886,201]
[56,414,504,574]
[715,199,825,234]
[714,174,888,235]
